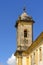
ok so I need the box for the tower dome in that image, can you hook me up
[18,12,32,20]
[20,12,28,20]
[15,9,35,27]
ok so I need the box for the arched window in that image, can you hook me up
[24,29,27,37]
[34,52,35,64]
[39,47,42,61]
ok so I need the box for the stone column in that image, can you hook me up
[26,57,29,65]
[18,56,22,65]
[16,57,18,65]
[36,49,38,65]
[29,55,32,65]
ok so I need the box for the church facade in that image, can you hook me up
[14,10,43,65]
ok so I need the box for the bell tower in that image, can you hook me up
[14,9,35,65]
[15,9,34,51]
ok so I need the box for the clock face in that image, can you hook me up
[24,39,28,44]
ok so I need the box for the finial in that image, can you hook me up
[23,7,26,12]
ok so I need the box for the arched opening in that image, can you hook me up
[24,29,27,38]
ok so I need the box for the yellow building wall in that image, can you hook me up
[28,41,43,65]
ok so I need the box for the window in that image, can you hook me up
[39,47,42,61]
[31,55,32,65]
[34,52,35,64]
[24,29,27,37]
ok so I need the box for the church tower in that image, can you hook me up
[15,9,34,51]
[14,9,34,65]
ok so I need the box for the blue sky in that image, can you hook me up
[0,0,43,65]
